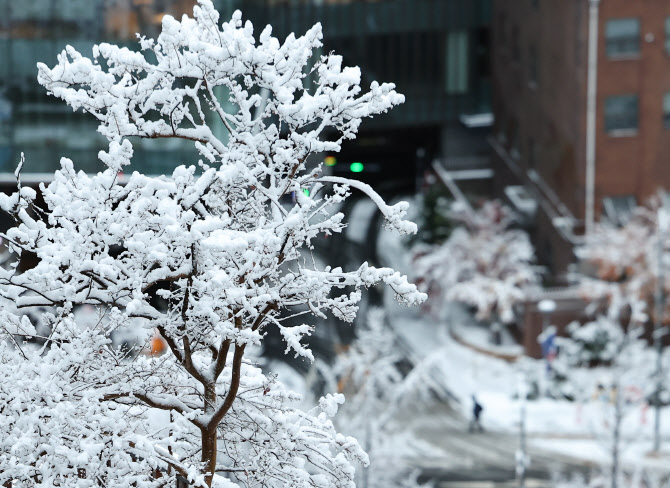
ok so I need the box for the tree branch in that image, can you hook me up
[208,343,245,429]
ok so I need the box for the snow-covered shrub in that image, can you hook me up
[0,2,426,486]
[411,180,453,245]
[550,302,658,487]
[557,318,626,367]
[577,198,669,326]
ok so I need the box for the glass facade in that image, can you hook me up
[0,0,200,177]
[2,0,492,177]
[230,0,493,126]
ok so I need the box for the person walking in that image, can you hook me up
[469,395,484,433]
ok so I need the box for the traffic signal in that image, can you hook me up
[349,162,364,173]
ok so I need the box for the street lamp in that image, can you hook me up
[516,369,529,488]
[585,0,600,236]
[653,207,669,452]
[538,299,556,332]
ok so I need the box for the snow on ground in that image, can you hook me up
[532,437,670,471]
[448,304,524,357]
[386,296,670,471]
[376,204,670,471]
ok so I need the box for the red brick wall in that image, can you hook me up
[493,0,670,275]
[595,0,670,207]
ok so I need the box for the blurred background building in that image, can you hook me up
[492,0,670,276]
[0,0,492,192]
[0,0,204,177]
[231,0,492,191]
[10,0,670,281]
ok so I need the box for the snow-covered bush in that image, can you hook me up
[413,200,539,324]
[557,318,626,367]
[0,2,425,486]
[550,299,657,487]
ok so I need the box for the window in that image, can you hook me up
[605,94,638,133]
[605,18,640,58]
[666,18,670,52]
[446,30,469,94]
[664,93,670,128]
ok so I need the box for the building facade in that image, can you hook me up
[1,0,492,192]
[492,0,670,276]
[230,0,492,188]
[0,0,199,177]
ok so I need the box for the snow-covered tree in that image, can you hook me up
[0,2,425,486]
[552,296,654,488]
[577,199,669,323]
[331,309,433,488]
[410,180,453,246]
[412,200,539,325]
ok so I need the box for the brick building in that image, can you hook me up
[492,0,670,277]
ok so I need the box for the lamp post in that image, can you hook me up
[653,207,669,452]
[538,299,556,332]
[516,370,529,488]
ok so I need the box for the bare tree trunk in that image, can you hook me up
[202,384,218,487]
[201,427,218,487]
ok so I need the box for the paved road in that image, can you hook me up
[395,399,585,487]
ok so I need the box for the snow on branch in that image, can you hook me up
[413,200,539,324]
[0,1,423,486]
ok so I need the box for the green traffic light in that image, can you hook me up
[350,162,364,173]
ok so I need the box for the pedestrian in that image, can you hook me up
[469,395,484,433]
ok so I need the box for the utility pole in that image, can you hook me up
[516,372,528,488]
[653,207,668,452]
[585,0,600,236]
[611,378,622,488]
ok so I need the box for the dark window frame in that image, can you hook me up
[663,93,670,129]
[604,94,638,134]
[605,18,640,58]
